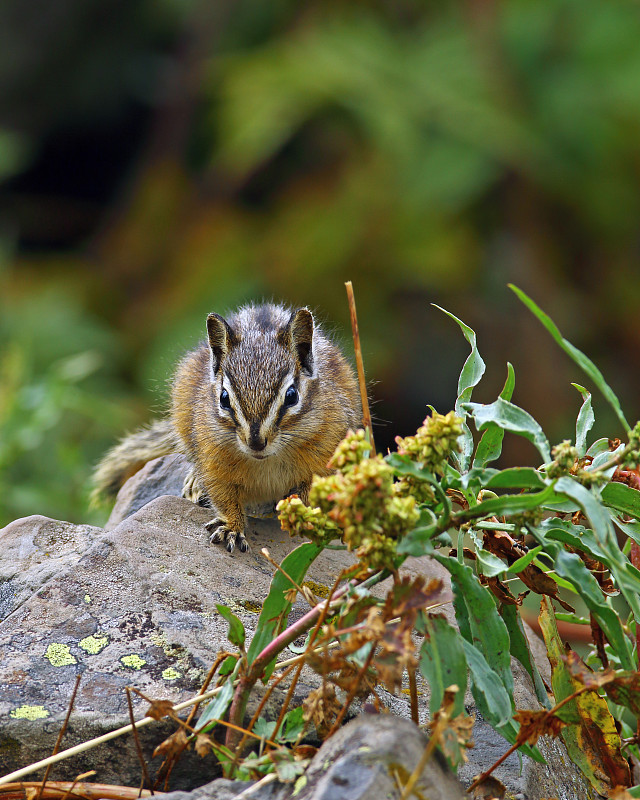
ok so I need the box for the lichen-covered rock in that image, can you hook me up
[0,456,596,798]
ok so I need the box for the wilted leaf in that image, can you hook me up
[538,597,630,794]
[145,699,175,721]
[513,709,566,745]
[153,728,189,759]
[195,733,213,757]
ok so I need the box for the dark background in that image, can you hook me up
[2,0,640,526]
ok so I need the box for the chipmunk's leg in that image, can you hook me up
[203,486,248,554]
[182,468,209,506]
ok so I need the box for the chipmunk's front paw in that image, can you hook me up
[205,519,249,554]
[182,469,209,505]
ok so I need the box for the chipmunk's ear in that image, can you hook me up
[281,308,314,375]
[207,313,238,375]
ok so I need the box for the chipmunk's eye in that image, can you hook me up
[220,388,231,410]
[284,385,299,407]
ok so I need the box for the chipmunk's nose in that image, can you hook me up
[248,421,267,452]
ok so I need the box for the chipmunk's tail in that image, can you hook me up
[90,418,181,506]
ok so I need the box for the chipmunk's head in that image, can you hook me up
[206,304,316,460]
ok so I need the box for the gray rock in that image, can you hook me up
[106,453,191,529]
[0,456,596,798]
[0,493,356,788]
[157,716,467,800]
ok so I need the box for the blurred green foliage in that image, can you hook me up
[2,0,640,526]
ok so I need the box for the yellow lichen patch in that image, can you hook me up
[10,705,50,720]
[84,594,91,604]
[240,599,262,613]
[302,580,331,599]
[79,635,109,655]
[120,654,146,670]
[162,667,182,681]
[44,643,76,667]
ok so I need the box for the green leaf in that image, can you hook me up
[216,604,246,650]
[500,603,551,709]
[433,305,486,470]
[475,547,508,578]
[554,477,615,547]
[198,674,236,731]
[508,545,542,573]
[281,705,305,742]
[419,614,467,716]
[509,285,629,431]
[461,639,512,727]
[602,481,640,518]
[484,467,546,490]
[456,484,558,523]
[555,550,634,670]
[435,555,513,696]
[473,362,515,468]
[463,398,551,463]
[246,542,322,679]
[572,384,595,456]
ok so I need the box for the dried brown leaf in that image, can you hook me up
[153,728,189,759]
[145,699,175,721]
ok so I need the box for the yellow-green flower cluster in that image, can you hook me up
[395,411,463,475]
[310,453,419,571]
[278,430,420,571]
[327,427,371,471]
[547,440,579,479]
[277,496,339,545]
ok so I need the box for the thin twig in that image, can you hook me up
[125,688,153,795]
[59,773,96,800]
[232,661,299,767]
[37,674,83,800]
[0,781,150,800]
[345,281,375,455]
[156,651,234,791]
[398,736,438,800]
[326,645,376,738]
[408,667,419,726]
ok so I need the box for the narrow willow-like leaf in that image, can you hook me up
[500,604,551,709]
[510,284,629,431]
[602,481,640,518]
[246,541,322,678]
[461,638,512,727]
[555,550,634,670]
[473,362,515,467]
[572,384,595,456]
[464,398,551,463]
[419,614,467,716]
[554,477,615,547]
[198,673,236,730]
[433,304,486,470]
[484,467,546,490]
[436,555,513,696]
[508,545,542,573]
[456,484,558,522]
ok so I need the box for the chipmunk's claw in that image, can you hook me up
[205,519,248,553]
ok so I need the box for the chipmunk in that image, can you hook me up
[92,303,362,553]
